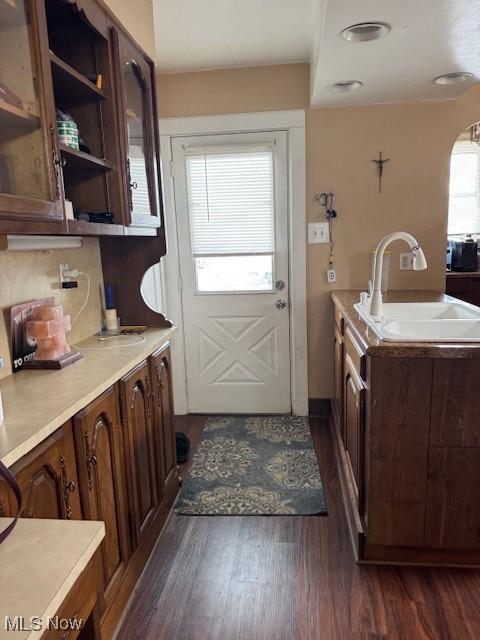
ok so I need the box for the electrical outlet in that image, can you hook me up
[399,253,414,270]
[58,263,70,287]
[326,269,336,283]
[308,222,330,244]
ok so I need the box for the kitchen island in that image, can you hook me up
[331,290,480,567]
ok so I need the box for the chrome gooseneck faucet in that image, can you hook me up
[370,232,428,318]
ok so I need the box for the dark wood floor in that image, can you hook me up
[117,416,480,640]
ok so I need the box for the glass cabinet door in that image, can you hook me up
[116,32,161,228]
[0,0,62,220]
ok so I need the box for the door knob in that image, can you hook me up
[275,299,287,310]
[275,280,285,290]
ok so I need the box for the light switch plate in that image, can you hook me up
[308,222,330,244]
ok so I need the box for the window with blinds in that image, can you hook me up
[448,140,480,235]
[185,148,276,292]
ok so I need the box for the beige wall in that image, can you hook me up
[104,0,155,59]
[157,64,310,117]
[307,88,480,396]
[0,239,104,378]
[156,63,480,398]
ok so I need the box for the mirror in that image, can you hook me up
[140,262,165,313]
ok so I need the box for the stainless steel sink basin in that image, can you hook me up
[354,301,480,342]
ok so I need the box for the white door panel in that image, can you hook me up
[172,131,291,413]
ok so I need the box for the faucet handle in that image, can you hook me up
[360,292,369,305]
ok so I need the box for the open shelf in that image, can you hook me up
[0,100,39,130]
[50,51,105,103]
[67,219,125,236]
[59,143,112,171]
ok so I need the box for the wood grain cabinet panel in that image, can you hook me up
[73,386,130,612]
[0,422,80,520]
[150,346,177,490]
[425,447,480,549]
[120,360,159,548]
[333,326,344,436]
[344,355,364,497]
[367,357,433,548]
[430,359,480,447]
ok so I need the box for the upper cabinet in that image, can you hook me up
[0,0,63,224]
[114,30,161,228]
[0,0,163,235]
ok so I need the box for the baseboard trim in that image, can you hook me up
[308,398,332,418]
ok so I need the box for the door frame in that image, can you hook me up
[159,110,308,415]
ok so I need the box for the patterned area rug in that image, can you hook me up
[175,416,327,515]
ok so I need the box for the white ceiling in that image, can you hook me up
[311,0,480,107]
[153,0,315,73]
[153,0,480,107]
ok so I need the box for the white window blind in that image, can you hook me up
[185,149,275,256]
[129,145,151,217]
[448,140,480,235]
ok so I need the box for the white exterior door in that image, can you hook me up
[172,131,291,414]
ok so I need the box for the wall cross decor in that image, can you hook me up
[371,151,390,193]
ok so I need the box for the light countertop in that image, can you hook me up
[332,290,480,358]
[0,518,105,640]
[0,327,176,467]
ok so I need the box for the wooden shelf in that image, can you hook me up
[50,51,105,103]
[60,144,112,171]
[0,100,39,130]
[67,219,125,236]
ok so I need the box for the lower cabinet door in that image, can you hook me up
[0,422,81,520]
[73,386,130,611]
[150,346,177,491]
[344,354,365,503]
[425,447,480,549]
[120,360,159,548]
[333,327,344,437]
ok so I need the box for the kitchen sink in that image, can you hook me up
[354,301,480,342]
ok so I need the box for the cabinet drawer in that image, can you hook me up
[345,327,366,381]
[334,307,344,334]
[44,552,100,640]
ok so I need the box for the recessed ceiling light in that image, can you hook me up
[328,81,364,93]
[340,22,391,42]
[433,72,474,85]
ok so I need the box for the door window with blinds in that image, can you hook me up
[448,140,480,235]
[185,145,276,292]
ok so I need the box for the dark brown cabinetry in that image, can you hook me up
[73,386,130,613]
[1,342,179,638]
[0,0,163,236]
[150,347,176,490]
[333,326,343,435]
[113,29,161,229]
[0,421,81,519]
[0,0,64,225]
[120,360,159,548]
[446,273,480,307]
[331,296,480,567]
[343,354,364,498]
